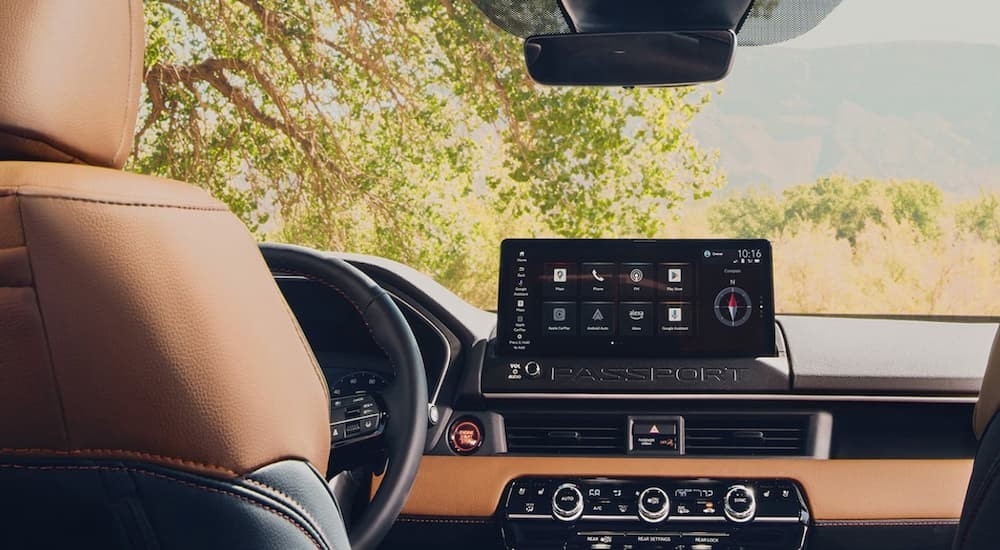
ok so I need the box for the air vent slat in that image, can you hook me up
[505,415,626,456]
[684,414,811,457]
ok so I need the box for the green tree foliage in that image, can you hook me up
[957,193,1000,245]
[885,181,944,240]
[132,0,722,298]
[710,176,944,245]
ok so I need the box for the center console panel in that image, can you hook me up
[488,239,785,397]
[502,477,809,550]
[481,352,790,395]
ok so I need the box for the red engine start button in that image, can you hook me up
[449,419,483,454]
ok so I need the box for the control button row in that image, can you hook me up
[543,262,694,299]
[330,393,379,422]
[755,482,803,519]
[542,301,694,337]
[506,479,803,525]
[507,480,550,516]
[567,531,730,550]
[329,412,380,443]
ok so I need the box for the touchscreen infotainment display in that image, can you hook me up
[497,239,776,358]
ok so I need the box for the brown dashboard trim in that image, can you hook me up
[397,456,972,520]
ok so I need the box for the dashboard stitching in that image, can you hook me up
[814,520,960,527]
[397,517,494,525]
[0,448,239,476]
[0,463,325,549]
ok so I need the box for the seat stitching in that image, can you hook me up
[16,195,71,447]
[113,0,138,166]
[19,193,227,212]
[0,448,238,477]
[0,463,325,550]
[241,478,329,542]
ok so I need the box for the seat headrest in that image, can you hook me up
[0,0,143,169]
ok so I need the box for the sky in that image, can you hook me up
[784,0,1000,48]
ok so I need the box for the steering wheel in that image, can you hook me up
[260,243,428,550]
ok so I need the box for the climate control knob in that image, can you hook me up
[637,487,670,523]
[724,484,756,523]
[551,483,584,522]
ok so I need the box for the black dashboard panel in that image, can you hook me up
[780,315,995,395]
[267,251,989,550]
[275,275,451,401]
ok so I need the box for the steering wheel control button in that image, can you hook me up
[724,485,757,523]
[524,361,542,378]
[551,483,584,522]
[329,393,383,446]
[637,487,670,523]
[449,418,483,454]
[330,423,346,442]
[360,416,378,435]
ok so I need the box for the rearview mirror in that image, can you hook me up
[524,30,735,87]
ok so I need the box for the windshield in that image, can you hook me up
[135,0,1000,315]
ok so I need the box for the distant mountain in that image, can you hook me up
[690,42,1000,194]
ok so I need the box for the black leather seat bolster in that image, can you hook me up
[0,457,348,550]
[955,415,1000,549]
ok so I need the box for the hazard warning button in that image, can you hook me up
[630,417,681,454]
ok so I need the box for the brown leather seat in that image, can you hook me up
[0,1,347,548]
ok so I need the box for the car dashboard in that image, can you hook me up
[274,243,995,550]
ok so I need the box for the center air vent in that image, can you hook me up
[505,415,625,455]
[683,414,812,457]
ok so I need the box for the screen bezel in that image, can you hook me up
[495,238,777,359]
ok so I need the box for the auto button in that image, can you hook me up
[552,483,584,522]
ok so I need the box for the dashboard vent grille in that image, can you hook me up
[684,414,810,456]
[505,415,625,455]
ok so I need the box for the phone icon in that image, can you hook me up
[591,269,605,282]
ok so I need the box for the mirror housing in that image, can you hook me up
[524,30,736,87]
